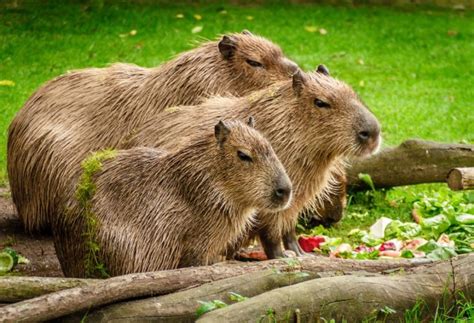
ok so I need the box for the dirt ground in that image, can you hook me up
[0,187,62,277]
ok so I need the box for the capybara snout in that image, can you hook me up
[271,172,292,210]
[354,105,381,156]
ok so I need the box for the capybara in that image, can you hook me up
[8,31,298,233]
[54,119,292,277]
[125,67,381,259]
[301,160,347,228]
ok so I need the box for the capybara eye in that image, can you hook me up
[314,99,330,109]
[246,59,264,68]
[237,150,253,162]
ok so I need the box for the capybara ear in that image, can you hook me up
[292,69,307,96]
[218,35,237,60]
[316,64,330,76]
[215,120,231,146]
[247,116,255,128]
[241,29,253,36]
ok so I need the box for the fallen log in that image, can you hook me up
[0,256,431,321]
[447,167,474,191]
[63,269,319,322]
[348,139,474,189]
[198,254,473,322]
[0,276,100,303]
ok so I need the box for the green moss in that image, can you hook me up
[76,148,117,278]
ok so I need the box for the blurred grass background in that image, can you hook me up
[0,1,473,222]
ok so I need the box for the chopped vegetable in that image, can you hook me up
[298,236,325,252]
[370,217,392,239]
[0,252,14,272]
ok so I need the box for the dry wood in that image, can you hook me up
[447,167,474,191]
[198,254,473,322]
[0,256,431,322]
[0,276,100,303]
[348,139,474,189]
[63,269,320,322]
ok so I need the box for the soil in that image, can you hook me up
[0,187,62,277]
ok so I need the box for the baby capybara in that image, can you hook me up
[54,118,292,277]
[8,31,298,233]
[126,67,381,259]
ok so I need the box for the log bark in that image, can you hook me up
[0,256,431,322]
[198,254,473,322]
[0,276,100,303]
[63,269,319,322]
[348,139,474,189]
[447,167,474,191]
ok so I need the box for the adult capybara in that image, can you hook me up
[54,119,292,277]
[8,31,298,233]
[126,67,381,258]
[301,161,347,228]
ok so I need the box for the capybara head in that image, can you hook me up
[290,66,381,158]
[218,30,298,88]
[213,118,292,212]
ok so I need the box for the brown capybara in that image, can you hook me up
[8,31,298,233]
[301,160,347,228]
[125,67,381,259]
[54,119,292,277]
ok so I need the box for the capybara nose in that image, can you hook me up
[273,182,292,206]
[358,130,370,142]
[358,122,380,144]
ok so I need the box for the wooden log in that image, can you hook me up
[0,276,100,303]
[447,167,474,191]
[198,254,473,322]
[347,139,474,190]
[0,256,431,322]
[63,269,319,322]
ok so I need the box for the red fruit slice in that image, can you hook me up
[298,236,325,252]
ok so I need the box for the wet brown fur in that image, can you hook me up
[54,120,291,277]
[126,70,381,258]
[8,32,297,233]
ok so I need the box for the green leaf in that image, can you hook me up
[421,214,451,236]
[229,292,248,302]
[384,220,421,240]
[401,250,414,258]
[417,240,439,253]
[196,300,228,317]
[212,300,227,309]
[358,173,375,191]
[191,26,203,34]
[426,246,457,260]
[0,80,15,87]
[196,301,216,317]
[361,234,383,247]
[355,250,380,260]
[454,213,474,225]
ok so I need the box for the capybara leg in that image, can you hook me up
[259,231,284,259]
[283,231,311,256]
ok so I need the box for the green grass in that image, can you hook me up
[1,1,473,185]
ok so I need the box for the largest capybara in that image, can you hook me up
[8,31,298,233]
[125,67,381,259]
[55,119,292,277]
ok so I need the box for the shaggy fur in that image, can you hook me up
[126,70,381,258]
[54,120,292,277]
[8,31,298,233]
